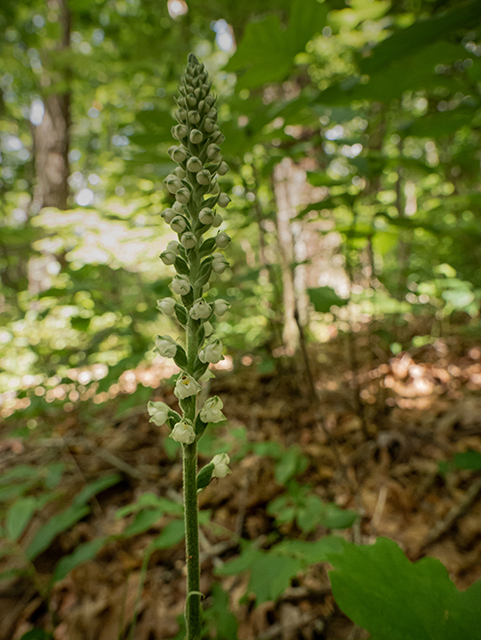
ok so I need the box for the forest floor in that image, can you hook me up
[1,327,481,640]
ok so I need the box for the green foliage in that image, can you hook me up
[225,0,328,89]
[217,536,343,605]
[439,450,481,475]
[328,537,481,640]
[203,583,239,640]
[267,481,358,532]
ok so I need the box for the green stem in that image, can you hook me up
[182,440,201,639]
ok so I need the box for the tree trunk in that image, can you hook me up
[33,0,71,212]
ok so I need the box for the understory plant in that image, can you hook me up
[148,53,232,640]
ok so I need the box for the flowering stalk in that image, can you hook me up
[150,54,232,640]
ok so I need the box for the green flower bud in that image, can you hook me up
[160,249,177,265]
[218,193,231,208]
[164,174,183,193]
[170,146,187,163]
[187,94,197,107]
[212,213,223,227]
[190,129,203,144]
[187,156,203,172]
[196,170,211,186]
[217,162,229,176]
[212,254,229,274]
[174,167,186,179]
[209,182,220,195]
[167,240,180,252]
[177,96,187,108]
[206,108,217,120]
[215,232,230,249]
[171,215,187,234]
[204,118,216,133]
[181,231,196,249]
[205,95,215,107]
[176,187,191,204]
[211,132,225,145]
[199,208,215,225]
[188,110,201,124]
[172,202,184,213]
[207,144,221,159]
[197,99,205,113]
[161,208,176,224]
[172,124,188,140]
[176,108,187,122]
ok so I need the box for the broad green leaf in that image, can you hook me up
[453,450,481,471]
[247,553,304,603]
[359,0,481,75]
[72,473,122,507]
[328,537,481,640]
[0,465,38,486]
[6,497,37,541]
[406,107,477,139]
[150,519,185,550]
[53,538,107,582]
[205,583,238,640]
[19,629,53,640]
[122,508,164,537]
[26,505,90,560]
[225,0,328,89]
[308,287,349,313]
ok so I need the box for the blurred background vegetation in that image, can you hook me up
[1,0,481,424]
[2,0,481,638]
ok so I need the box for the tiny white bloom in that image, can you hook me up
[155,335,178,358]
[214,299,230,316]
[174,374,202,399]
[148,400,170,426]
[190,298,212,320]
[170,418,196,444]
[157,297,176,315]
[200,396,225,423]
[212,254,229,274]
[203,321,214,337]
[215,232,230,249]
[211,453,231,478]
[199,338,223,364]
[199,367,215,383]
[171,275,191,295]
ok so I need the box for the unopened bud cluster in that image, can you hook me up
[151,54,231,483]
